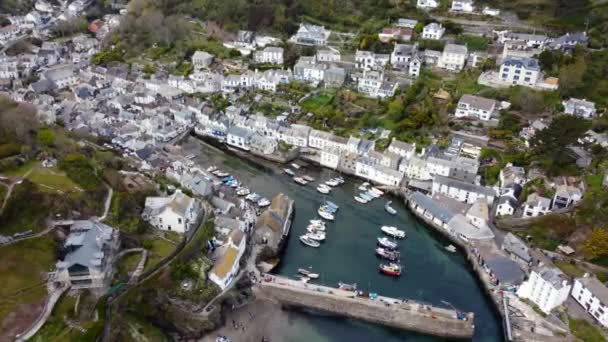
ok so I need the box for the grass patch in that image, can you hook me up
[144,239,175,272]
[31,295,81,342]
[455,34,489,51]
[569,317,606,342]
[27,167,81,193]
[554,260,586,278]
[0,180,53,235]
[521,215,577,251]
[120,312,169,341]
[116,253,142,281]
[0,236,57,324]
[1,160,36,177]
[301,92,336,113]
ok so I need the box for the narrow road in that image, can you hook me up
[97,186,113,221]
[0,167,33,215]
[15,283,69,341]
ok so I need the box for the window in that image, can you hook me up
[514,76,520,81]
[524,77,531,82]
[178,218,182,224]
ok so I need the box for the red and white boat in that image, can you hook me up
[375,248,400,262]
[379,263,402,277]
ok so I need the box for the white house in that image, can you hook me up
[496,184,522,217]
[320,146,341,169]
[499,163,527,188]
[209,229,246,290]
[192,51,214,69]
[142,190,202,233]
[357,70,397,99]
[355,50,390,71]
[227,126,253,151]
[451,0,474,12]
[391,44,422,77]
[455,95,497,121]
[517,267,571,314]
[552,184,583,210]
[417,0,439,9]
[438,44,468,72]
[422,23,445,40]
[316,48,341,62]
[43,65,78,89]
[291,23,330,46]
[571,276,608,327]
[522,193,551,217]
[253,46,284,65]
[499,56,541,87]
[562,98,597,119]
[356,157,404,186]
[498,32,548,49]
[387,139,416,159]
[54,221,119,289]
[432,175,496,204]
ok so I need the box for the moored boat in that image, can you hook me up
[385,201,397,215]
[297,275,311,283]
[379,263,402,277]
[376,247,400,261]
[377,237,398,250]
[358,182,370,191]
[317,208,335,221]
[284,168,295,176]
[299,235,321,247]
[310,219,325,227]
[354,196,368,204]
[305,232,326,242]
[325,201,339,211]
[206,165,217,172]
[236,187,250,196]
[381,226,406,239]
[360,192,374,201]
[366,190,381,199]
[325,179,340,187]
[298,268,320,279]
[307,225,325,234]
[335,176,345,184]
[316,185,331,194]
[246,193,260,202]
[257,198,271,207]
[215,171,230,177]
[320,205,337,214]
[303,175,315,182]
[291,163,301,170]
[370,187,384,196]
[294,177,308,185]
[338,282,357,291]
[445,245,457,252]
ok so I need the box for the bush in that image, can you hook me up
[0,143,21,159]
[36,128,55,147]
[59,153,102,190]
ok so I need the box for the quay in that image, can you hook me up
[254,275,475,339]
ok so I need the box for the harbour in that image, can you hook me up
[181,136,503,341]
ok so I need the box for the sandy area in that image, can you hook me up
[200,300,293,342]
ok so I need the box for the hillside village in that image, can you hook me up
[1,0,608,341]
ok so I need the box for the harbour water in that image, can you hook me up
[184,138,503,342]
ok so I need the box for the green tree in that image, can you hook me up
[36,128,55,147]
[558,56,586,95]
[582,228,608,260]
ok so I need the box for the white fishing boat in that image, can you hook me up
[338,282,357,291]
[291,163,301,170]
[246,193,260,202]
[310,219,325,227]
[445,245,457,252]
[317,185,331,194]
[325,201,339,211]
[366,190,382,199]
[335,176,345,184]
[257,198,271,207]
[298,268,320,279]
[385,201,397,215]
[307,225,325,234]
[370,187,384,196]
[294,177,308,185]
[360,192,374,201]
[299,235,320,247]
[284,168,295,176]
[381,226,406,239]
[320,205,337,214]
[325,179,340,187]
[306,232,326,242]
[317,208,335,221]
[303,175,315,182]
[354,196,369,204]
[236,187,250,196]
[358,182,370,191]
[206,165,217,172]
[215,171,230,177]
[377,237,398,250]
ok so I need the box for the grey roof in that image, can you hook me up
[502,56,540,71]
[58,220,115,271]
[447,214,495,240]
[576,277,608,303]
[393,43,415,56]
[485,256,525,285]
[502,233,532,262]
[459,94,496,112]
[410,191,456,223]
[44,65,74,82]
[434,175,496,197]
[505,32,548,42]
[525,193,551,208]
[550,32,588,47]
[536,267,569,289]
[228,125,253,138]
[444,44,468,55]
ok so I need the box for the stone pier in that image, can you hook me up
[254,275,475,339]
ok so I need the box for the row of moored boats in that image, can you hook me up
[207,166,271,208]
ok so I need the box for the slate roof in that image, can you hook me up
[502,232,532,263]
[459,94,496,112]
[410,191,456,223]
[57,220,116,271]
[485,256,525,285]
[502,56,540,71]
